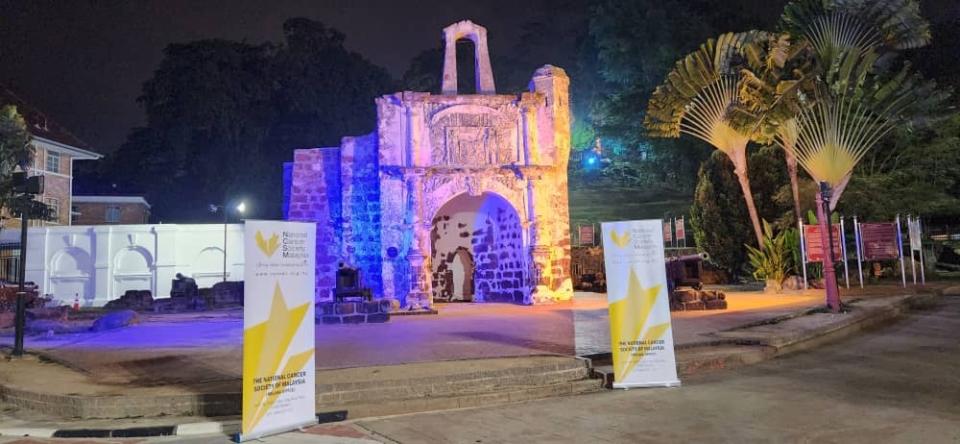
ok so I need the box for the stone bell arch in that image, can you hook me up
[442,20,496,95]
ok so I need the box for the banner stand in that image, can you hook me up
[840,216,850,289]
[799,218,808,290]
[853,216,864,288]
[896,215,907,288]
[615,380,682,390]
[601,220,681,390]
[237,420,319,443]
[239,220,317,442]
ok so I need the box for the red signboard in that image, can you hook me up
[579,225,595,246]
[860,223,900,260]
[675,217,686,244]
[804,224,843,262]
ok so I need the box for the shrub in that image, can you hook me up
[746,220,791,291]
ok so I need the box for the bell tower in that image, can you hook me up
[441,20,496,95]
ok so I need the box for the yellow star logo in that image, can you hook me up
[609,229,630,248]
[242,282,313,435]
[255,231,280,257]
[609,268,669,379]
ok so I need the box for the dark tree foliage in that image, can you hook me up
[93,18,394,222]
[691,151,754,278]
[748,145,792,227]
[0,105,31,217]
[587,0,789,193]
[840,114,960,222]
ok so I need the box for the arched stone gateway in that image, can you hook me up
[285,20,573,309]
[431,193,526,303]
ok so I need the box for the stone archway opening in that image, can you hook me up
[431,192,526,303]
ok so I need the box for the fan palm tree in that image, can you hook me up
[792,49,946,201]
[778,0,937,209]
[645,32,767,246]
[733,33,817,221]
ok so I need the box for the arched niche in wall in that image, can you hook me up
[192,246,226,289]
[112,246,155,298]
[48,247,94,304]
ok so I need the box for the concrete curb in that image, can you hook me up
[0,427,57,438]
[0,420,238,439]
[593,290,944,385]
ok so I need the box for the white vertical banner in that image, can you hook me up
[601,220,680,389]
[908,216,925,284]
[240,220,317,441]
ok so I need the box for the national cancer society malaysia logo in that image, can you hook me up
[255,231,280,257]
[609,229,631,248]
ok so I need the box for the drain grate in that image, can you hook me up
[53,426,176,438]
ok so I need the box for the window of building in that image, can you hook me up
[44,198,59,222]
[71,205,79,224]
[46,151,60,173]
[105,206,121,223]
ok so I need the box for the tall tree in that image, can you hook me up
[778,0,949,208]
[645,32,770,246]
[0,105,31,217]
[690,151,754,277]
[99,18,394,222]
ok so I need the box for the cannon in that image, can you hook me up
[335,263,372,302]
[665,252,708,293]
[665,253,726,311]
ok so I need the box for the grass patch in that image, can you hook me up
[569,180,692,233]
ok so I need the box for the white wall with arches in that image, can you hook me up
[20,224,244,306]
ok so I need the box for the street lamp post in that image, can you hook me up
[213,201,246,282]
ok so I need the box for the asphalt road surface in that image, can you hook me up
[358,294,960,443]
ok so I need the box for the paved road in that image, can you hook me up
[357,294,960,443]
[2,294,956,444]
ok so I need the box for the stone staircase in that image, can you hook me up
[315,356,604,419]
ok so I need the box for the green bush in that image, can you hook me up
[690,151,754,278]
[746,220,791,291]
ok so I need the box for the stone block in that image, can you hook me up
[675,289,700,303]
[335,302,357,315]
[90,310,140,332]
[705,299,727,310]
[366,313,390,323]
[342,314,365,324]
[384,299,399,312]
[317,302,336,316]
[360,301,381,314]
[320,315,342,325]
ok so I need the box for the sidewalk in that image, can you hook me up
[0,284,951,439]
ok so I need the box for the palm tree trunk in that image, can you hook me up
[784,148,802,221]
[829,172,851,211]
[728,147,764,246]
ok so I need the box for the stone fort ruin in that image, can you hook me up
[284,20,572,309]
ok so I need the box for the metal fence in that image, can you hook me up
[0,243,21,283]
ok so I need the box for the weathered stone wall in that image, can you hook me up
[285,20,573,308]
[339,133,382,297]
[287,148,342,301]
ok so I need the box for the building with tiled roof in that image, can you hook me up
[1,86,102,226]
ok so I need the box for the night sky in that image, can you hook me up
[0,0,547,152]
[1,0,957,154]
